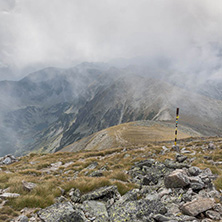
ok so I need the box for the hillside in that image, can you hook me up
[0,63,221,156]
[1,137,222,221]
[61,121,201,152]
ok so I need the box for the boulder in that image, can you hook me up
[37,201,86,222]
[82,201,108,222]
[180,198,215,216]
[81,185,120,202]
[109,199,167,222]
[164,169,190,188]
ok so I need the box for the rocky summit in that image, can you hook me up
[0,137,222,221]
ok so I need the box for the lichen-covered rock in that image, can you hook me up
[164,159,190,169]
[81,185,120,202]
[69,188,81,203]
[37,201,86,222]
[109,199,167,222]
[164,169,190,188]
[82,201,108,222]
[180,198,215,216]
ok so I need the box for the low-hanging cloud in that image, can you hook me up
[0,0,222,80]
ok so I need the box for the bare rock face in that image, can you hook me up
[180,198,215,216]
[164,169,190,188]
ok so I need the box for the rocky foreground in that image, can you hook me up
[1,139,222,222]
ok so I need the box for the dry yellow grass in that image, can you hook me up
[1,136,222,218]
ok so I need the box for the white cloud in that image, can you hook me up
[0,0,222,80]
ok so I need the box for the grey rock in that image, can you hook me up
[0,192,20,199]
[69,188,81,203]
[82,201,108,222]
[89,170,103,177]
[201,219,213,222]
[81,185,120,202]
[164,159,190,169]
[109,199,167,222]
[188,166,202,176]
[189,177,205,191]
[180,198,215,216]
[164,169,190,188]
[135,159,155,168]
[208,143,216,150]
[86,162,98,170]
[153,214,176,221]
[37,201,86,222]
[22,180,37,192]
[205,210,221,220]
[171,145,180,152]
[16,215,29,222]
[176,154,188,163]
[213,203,222,215]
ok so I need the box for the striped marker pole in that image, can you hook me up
[174,108,179,146]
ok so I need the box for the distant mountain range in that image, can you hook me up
[0,62,221,156]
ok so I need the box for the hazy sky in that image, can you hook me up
[0,0,222,80]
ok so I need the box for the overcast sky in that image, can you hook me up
[0,0,222,80]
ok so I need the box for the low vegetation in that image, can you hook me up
[0,136,222,221]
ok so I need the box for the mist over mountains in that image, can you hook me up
[0,62,221,156]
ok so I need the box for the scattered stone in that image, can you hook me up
[164,159,190,169]
[180,198,215,216]
[135,159,155,168]
[69,188,81,203]
[205,210,221,220]
[189,176,205,191]
[153,214,177,222]
[63,161,74,168]
[81,185,120,202]
[0,154,18,165]
[37,201,86,222]
[176,154,188,163]
[164,169,190,188]
[89,170,104,177]
[188,166,202,176]
[171,145,180,152]
[213,203,222,215]
[22,181,37,192]
[86,162,98,170]
[0,192,20,199]
[208,143,216,150]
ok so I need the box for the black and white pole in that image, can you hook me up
[174,108,179,146]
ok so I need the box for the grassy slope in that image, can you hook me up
[1,136,222,221]
[61,120,201,152]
